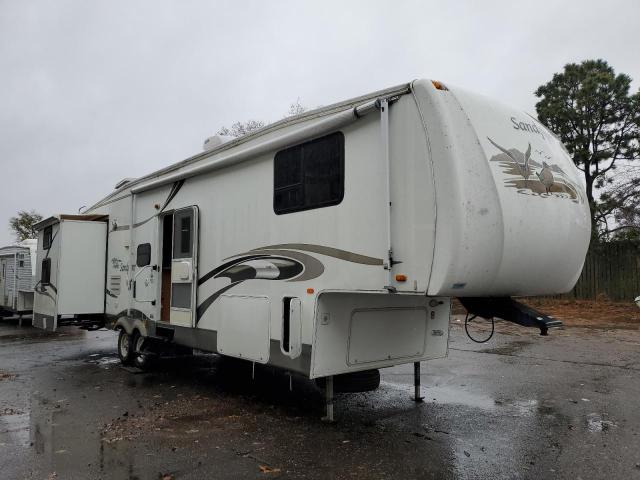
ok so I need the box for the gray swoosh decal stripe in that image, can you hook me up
[196,281,243,323]
[251,244,383,266]
[243,250,324,282]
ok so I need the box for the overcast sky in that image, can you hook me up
[1,0,638,245]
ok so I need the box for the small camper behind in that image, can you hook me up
[0,239,37,316]
[32,215,108,331]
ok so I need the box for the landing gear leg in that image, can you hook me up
[321,375,335,423]
[413,362,424,402]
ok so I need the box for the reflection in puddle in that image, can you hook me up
[86,355,120,368]
[586,413,617,432]
[0,412,30,446]
[381,380,538,416]
[0,394,145,478]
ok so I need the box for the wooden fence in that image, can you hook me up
[563,241,640,301]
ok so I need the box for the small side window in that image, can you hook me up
[19,260,24,268]
[136,243,151,267]
[41,258,51,285]
[43,226,53,250]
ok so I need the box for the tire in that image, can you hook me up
[131,331,153,370]
[316,369,381,393]
[117,329,134,365]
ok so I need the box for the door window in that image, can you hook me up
[136,243,151,267]
[173,210,193,259]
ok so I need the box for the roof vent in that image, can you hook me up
[203,135,234,152]
[114,178,136,190]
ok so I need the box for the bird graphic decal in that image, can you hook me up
[536,162,555,193]
[487,137,532,184]
[486,137,582,202]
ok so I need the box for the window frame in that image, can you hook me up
[273,131,345,215]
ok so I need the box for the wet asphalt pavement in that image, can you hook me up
[1,318,639,480]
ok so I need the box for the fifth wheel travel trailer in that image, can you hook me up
[32,79,591,420]
[0,239,37,318]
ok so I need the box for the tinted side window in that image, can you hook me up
[274,132,344,214]
[41,258,51,285]
[136,243,151,267]
[43,226,53,249]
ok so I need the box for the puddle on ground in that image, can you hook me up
[380,380,538,416]
[586,413,617,432]
[0,412,30,446]
[86,355,120,368]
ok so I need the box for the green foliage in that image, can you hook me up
[9,210,43,242]
[535,59,640,240]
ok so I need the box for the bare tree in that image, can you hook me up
[216,119,266,138]
[598,164,640,240]
[285,98,306,117]
[216,99,307,138]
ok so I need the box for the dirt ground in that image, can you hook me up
[524,298,640,329]
[452,297,640,330]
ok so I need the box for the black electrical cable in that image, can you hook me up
[464,313,495,343]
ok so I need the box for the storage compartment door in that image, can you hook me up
[218,295,270,363]
[170,206,198,327]
[347,307,428,366]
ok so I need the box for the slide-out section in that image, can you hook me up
[311,292,450,378]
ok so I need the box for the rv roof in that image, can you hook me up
[87,82,412,211]
[34,214,109,231]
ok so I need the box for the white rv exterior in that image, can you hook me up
[32,79,590,386]
[0,239,37,314]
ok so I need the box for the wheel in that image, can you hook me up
[131,331,153,370]
[117,329,134,365]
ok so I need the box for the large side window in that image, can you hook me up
[41,258,51,285]
[274,132,344,214]
[43,226,53,250]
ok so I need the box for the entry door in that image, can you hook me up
[170,206,198,327]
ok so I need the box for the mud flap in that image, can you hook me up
[458,297,562,335]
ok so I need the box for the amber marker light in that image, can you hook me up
[395,274,407,282]
[431,80,448,91]
[307,288,315,294]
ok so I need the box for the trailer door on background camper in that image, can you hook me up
[0,258,6,306]
[170,206,198,327]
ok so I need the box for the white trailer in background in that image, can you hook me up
[32,215,107,331]
[0,239,37,319]
[32,79,591,420]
